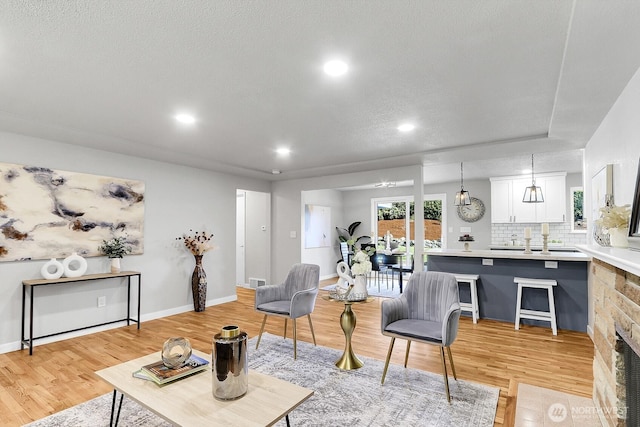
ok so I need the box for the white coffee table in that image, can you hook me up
[95,350,313,426]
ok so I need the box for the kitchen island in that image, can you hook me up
[426,248,591,332]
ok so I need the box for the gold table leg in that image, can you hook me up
[335,303,364,370]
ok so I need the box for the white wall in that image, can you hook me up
[584,65,640,336]
[585,68,640,220]
[0,131,269,353]
[301,189,344,279]
[426,179,492,250]
[271,166,423,282]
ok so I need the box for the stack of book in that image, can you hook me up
[133,354,209,385]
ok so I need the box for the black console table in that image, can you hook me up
[21,271,141,355]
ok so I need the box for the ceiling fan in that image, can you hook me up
[374,181,396,188]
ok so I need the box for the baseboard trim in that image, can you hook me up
[0,294,238,355]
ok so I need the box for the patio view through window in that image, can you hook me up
[372,196,444,257]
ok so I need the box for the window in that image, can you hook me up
[570,186,586,233]
[371,194,446,256]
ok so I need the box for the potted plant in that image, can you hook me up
[98,236,132,273]
[336,221,370,262]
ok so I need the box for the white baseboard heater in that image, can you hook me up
[249,278,266,288]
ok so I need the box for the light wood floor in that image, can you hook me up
[0,283,594,427]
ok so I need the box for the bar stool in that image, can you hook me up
[454,274,480,324]
[513,277,558,335]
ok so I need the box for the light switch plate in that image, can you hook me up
[545,261,558,269]
[482,259,493,266]
[290,231,297,238]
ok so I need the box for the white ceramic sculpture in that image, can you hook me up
[40,258,64,280]
[63,252,88,277]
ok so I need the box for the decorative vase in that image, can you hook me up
[110,258,121,273]
[192,254,207,312]
[609,227,629,248]
[351,274,368,298]
[41,258,64,280]
[212,325,248,401]
[62,252,87,277]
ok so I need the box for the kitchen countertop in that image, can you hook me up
[426,248,591,262]
[488,245,578,252]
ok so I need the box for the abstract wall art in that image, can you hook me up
[0,162,144,262]
[304,204,331,248]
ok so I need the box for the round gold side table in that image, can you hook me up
[323,295,374,370]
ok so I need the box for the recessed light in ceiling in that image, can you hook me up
[397,123,416,132]
[323,60,348,77]
[175,114,196,124]
[521,168,532,174]
[272,169,281,175]
[276,147,291,156]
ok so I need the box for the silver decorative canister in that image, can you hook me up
[212,325,248,400]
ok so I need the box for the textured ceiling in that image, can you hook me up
[1,1,639,183]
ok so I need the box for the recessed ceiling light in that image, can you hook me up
[272,169,281,175]
[276,147,291,156]
[323,60,349,77]
[397,123,415,132]
[175,114,196,124]
[521,168,532,174]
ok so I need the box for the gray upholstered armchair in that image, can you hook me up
[255,263,320,359]
[380,271,461,402]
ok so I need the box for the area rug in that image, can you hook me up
[25,333,498,427]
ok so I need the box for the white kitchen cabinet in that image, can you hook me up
[535,175,567,222]
[490,173,566,223]
[511,177,538,223]
[490,179,512,222]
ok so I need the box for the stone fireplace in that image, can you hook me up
[592,257,640,426]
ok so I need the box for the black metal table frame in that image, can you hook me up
[108,389,292,427]
[21,272,141,355]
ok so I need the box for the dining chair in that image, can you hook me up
[254,263,320,359]
[390,255,414,293]
[380,271,461,402]
[377,253,401,289]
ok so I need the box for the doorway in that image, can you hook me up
[236,189,271,287]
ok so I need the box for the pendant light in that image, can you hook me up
[454,162,471,206]
[522,154,544,203]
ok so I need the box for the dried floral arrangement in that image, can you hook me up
[177,230,214,255]
[596,204,631,229]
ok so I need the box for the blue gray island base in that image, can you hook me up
[427,254,588,332]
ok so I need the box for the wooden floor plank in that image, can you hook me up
[0,284,593,426]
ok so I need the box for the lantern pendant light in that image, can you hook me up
[454,162,471,206]
[522,154,544,203]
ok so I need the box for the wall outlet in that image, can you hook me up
[98,296,106,307]
[482,259,493,266]
[545,261,558,269]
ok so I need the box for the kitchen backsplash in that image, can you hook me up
[491,222,587,247]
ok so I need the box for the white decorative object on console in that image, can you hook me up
[40,258,64,280]
[63,252,88,277]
